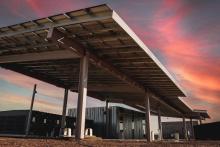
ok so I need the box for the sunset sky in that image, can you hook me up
[0,0,220,123]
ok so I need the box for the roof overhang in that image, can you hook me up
[190,109,210,120]
[0,4,194,118]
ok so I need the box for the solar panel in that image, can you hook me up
[0,4,199,118]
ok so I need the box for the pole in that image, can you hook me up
[59,88,69,136]
[145,91,151,141]
[190,118,194,139]
[76,55,89,140]
[182,117,188,140]
[25,84,37,136]
[199,117,202,125]
[158,107,162,140]
[105,100,109,138]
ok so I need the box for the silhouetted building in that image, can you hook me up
[0,110,93,137]
[194,121,220,140]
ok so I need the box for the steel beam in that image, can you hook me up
[190,118,194,139]
[47,27,146,93]
[0,50,79,64]
[182,117,188,140]
[76,55,89,139]
[158,107,163,140]
[112,11,185,97]
[199,117,202,125]
[70,85,143,93]
[0,10,112,38]
[145,91,151,141]
[59,88,69,136]
[25,84,37,136]
[151,95,182,116]
[47,27,183,118]
[105,100,109,138]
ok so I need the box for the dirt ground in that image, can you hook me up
[0,137,220,147]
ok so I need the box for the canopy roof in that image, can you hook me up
[0,4,205,118]
[191,109,210,119]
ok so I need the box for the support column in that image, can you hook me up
[145,92,151,141]
[25,84,37,136]
[182,117,188,140]
[158,107,163,140]
[76,55,89,140]
[190,118,194,139]
[199,117,202,125]
[105,100,109,138]
[59,88,69,136]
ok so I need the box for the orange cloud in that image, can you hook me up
[134,0,220,120]
[0,68,65,100]
[24,0,91,17]
[1,0,219,122]
[0,92,62,114]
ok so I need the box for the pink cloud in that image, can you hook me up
[0,68,64,100]
[0,0,219,122]
[127,0,220,120]
[0,91,62,114]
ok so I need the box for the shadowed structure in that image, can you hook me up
[0,4,209,140]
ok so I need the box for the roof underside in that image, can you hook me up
[0,4,195,118]
[190,110,210,119]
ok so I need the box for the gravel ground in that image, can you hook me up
[0,137,220,147]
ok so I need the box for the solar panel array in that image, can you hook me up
[0,4,195,117]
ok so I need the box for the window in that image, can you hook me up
[119,122,123,131]
[56,120,59,125]
[132,122,134,130]
[32,117,36,122]
[142,119,146,135]
[43,118,47,124]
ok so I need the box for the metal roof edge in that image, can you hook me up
[111,10,186,97]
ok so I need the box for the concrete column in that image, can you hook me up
[105,100,109,138]
[182,117,188,140]
[190,118,194,139]
[199,117,202,125]
[145,92,151,141]
[59,88,69,136]
[158,107,163,140]
[76,55,89,140]
[25,84,37,136]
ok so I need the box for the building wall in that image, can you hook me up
[29,111,75,137]
[162,121,198,139]
[118,107,145,139]
[0,110,93,137]
[0,115,26,135]
[69,107,106,138]
[194,122,220,140]
[133,114,144,139]
[0,110,28,135]
[68,106,145,139]
[109,106,119,138]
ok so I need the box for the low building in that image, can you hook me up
[162,121,198,139]
[0,110,93,137]
[68,106,146,139]
[194,121,220,140]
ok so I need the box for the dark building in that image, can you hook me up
[194,121,220,140]
[0,110,93,137]
[162,121,198,139]
[68,106,146,139]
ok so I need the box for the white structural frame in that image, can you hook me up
[60,88,69,136]
[75,55,89,139]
